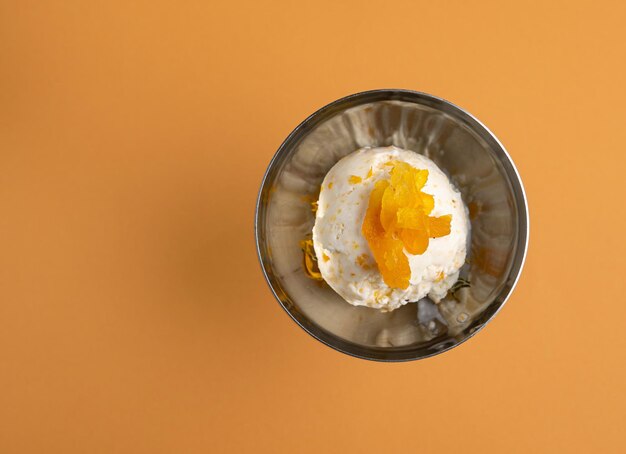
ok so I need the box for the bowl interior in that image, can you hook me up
[256,91,527,361]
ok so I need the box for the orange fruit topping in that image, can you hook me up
[361,162,452,289]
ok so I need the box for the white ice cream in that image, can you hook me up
[312,146,469,311]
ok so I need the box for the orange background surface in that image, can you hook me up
[1,1,625,453]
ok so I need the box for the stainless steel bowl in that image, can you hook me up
[255,89,529,361]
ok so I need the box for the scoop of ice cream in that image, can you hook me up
[312,146,469,311]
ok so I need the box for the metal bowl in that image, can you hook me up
[255,89,529,361]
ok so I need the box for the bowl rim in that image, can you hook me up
[255,89,529,362]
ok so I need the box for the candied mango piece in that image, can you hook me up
[361,161,453,289]
[428,215,452,237]
[420,193,434,214]
[396,207,426,229]
[300,239,323,281]
[361,180,388,239]
[380,186,400,231]
[362,180,410,288]
[378,235,410,289]
[399,228,429,255]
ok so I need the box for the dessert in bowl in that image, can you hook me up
[313,146,469,311]
[255,90,528,361]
